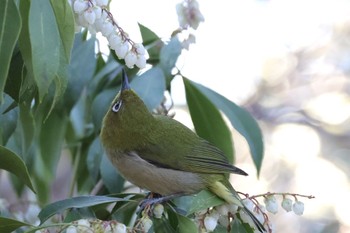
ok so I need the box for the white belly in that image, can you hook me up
[106,150,206,195]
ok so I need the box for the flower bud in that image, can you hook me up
[115,223,127,233]
[242,198,254,212]
[204,216,217,232]
[281,198,293,212]
[292,201,304,215]
[215,204,229,216]
[108,34,122,50]
[66,226,77,233]
[153,204,164,219]
[96,0,108,6]
[100,21,114,37]
[209,209,219,220]
[218,215,229,226]
[93,6,102,19]
[125,51,137,68]
[76,219,91,232]
[115,42,129,59]
[264,195,278,214]
[134,43,146,55]
[84,9,96,25]
[141,217,153,232]
[136,55,147,69]
[239,209,255,229]
[228,204,238,214]
[73,0,88,14]
[77,13,89,27]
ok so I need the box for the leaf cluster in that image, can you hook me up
[0,1,263,232]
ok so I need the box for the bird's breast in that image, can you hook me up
[105,149,206,196]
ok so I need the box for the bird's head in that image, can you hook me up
[100,70,153,150]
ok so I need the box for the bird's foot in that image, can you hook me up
[138,192,185,213]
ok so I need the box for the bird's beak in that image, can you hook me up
[122,69,131,90]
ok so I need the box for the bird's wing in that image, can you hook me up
[135,115,247,176]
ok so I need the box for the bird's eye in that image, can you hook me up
[112,100,122,113]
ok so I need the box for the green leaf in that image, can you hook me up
[175,190,224,216]
[0,95,18,145]
[176,213,197,233]
[69,90,88,140]
[38,111,67,179]
[0,216,32,233]
[192,82,264,175]
[4,47,25,102]
[100,153,125,193]
[38,196,127,224]
[138,23,160,45]
[18,102,35,152]
[0,146,36,193]
[64,208,96,223]
[152,217,176,233]
[18,0,33,73]
[111,195,142,225]
[159,37,182,79]
[231,218,254,233]
[86,137,103,182]
[17,0,37,104]
[138,23,163,65]
[183,77,234,163]
[131,66,166,110]
[29,0,60,100]
[91,88,116,130]
[89,60,120,98]
[65,34,96,109]
[49,0,74,62]
[0,0,22,103]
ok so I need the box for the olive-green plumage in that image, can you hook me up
[100,70,265,232]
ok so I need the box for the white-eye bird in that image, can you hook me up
[100,70,265,232]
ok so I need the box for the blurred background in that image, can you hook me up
[110,0,350,232]
[1,0,350,232]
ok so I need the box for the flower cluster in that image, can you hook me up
[175,0,204,50]
[71,0,147,69]
[176,0,204,30]
[64,219,126,233]
[194,192,314,233]
[264,194,305,216]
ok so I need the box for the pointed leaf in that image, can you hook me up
[131,66,166,110]
[0,95,18,145]
[176,213,197,233]
[183,77,234,163]
[160,37,182,77]
[100,153,125,193]
[49,0,74,61]
[0,216,32,233]
[39,111,67,178]
[66,35,96,109]
[174,190,224,216]
[38,196,127,224]
[138,23,160,45]
[91,88,116,130]
[87,137,103,182]
[29,0,60,100]
[192,82,264,175]
[0,0,22,102]
[0,146,36,193]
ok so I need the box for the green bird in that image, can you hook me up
[100,70,265,232]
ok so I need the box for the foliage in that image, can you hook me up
[0,0,264,232]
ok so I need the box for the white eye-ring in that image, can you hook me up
[112,100,122,113]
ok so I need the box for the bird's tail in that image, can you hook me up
[242,206,266,233]
[209,180,266,232]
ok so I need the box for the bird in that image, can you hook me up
[100,69,265,232]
